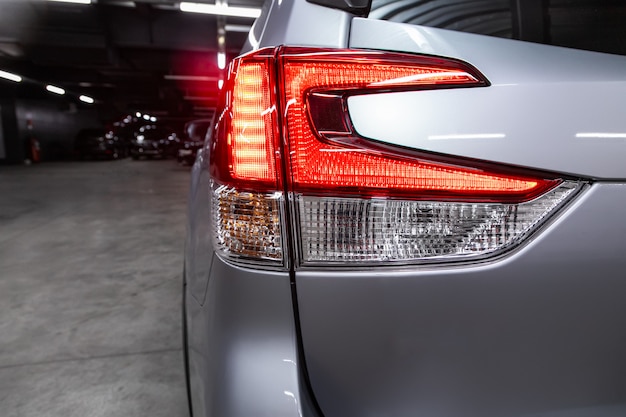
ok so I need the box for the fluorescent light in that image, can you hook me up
[47,0,92,4]
[576,132,626,139]
[136,112,142,117]
[217,52,226,70]
[225,24,252,33]
[150,116,157,122]
[46,85,66,95]
[79,95,94,104]
[0,70,22,83]
[143,114,150,120]
[164,74,217,82]
[180,2,261,18]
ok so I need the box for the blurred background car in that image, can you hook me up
[177,118,212,165]
[74,128,128,160]
[130,124,179,160]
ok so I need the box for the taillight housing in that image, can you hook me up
[210,47,582,267]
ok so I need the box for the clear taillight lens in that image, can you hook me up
[210,47,583,267]
[298,181,579,264]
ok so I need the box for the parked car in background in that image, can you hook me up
[74,128,128,160]
[183,1,626,417]
[130,124,179,160]
[177,118,212,165]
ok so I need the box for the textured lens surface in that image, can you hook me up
[213,185,283,261]
[298,181,580,264]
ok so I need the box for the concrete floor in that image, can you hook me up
[0,159,191,416]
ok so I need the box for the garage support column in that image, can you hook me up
[0,98,23,164]
[511,0,549,44]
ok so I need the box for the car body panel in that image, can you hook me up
[184,1,626,417]
[348,18,626,179]
[185,254,303,417]
[184,148,309,417]
[296,183,626,417]
[246,0,350,51]
[178,119,213,166]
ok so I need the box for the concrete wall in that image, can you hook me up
[0,98,103,163]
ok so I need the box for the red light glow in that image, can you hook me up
[279,49,557,201]
[229,61,278,183]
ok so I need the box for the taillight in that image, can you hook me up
[210,47,582,266]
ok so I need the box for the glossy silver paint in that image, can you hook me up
[186,254,301,417]
[348,18,626,179]
[296,184,626,417]
[246,0,351,51]
[184,1,626,416]
[185,146,305,417]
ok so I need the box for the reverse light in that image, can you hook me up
[298,183,578,264]
[210,47,582,266]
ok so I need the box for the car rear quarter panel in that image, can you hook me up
[295,183,626,417]
[348,18,626,179]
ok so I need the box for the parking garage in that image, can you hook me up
[0,0,262,415]
[3,1,626,416]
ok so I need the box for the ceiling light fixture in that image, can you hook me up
[47,0,92,4]
[225,24,252,33]
[217,52,226,70]
[179,2,261,18]
[46,85,66,95]
[0,70,22,83]
[79,95,95,104]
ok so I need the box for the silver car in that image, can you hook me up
[183,1,626,416]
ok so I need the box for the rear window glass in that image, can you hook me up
[369,0,626,55]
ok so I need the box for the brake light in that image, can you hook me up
[211,51,280,191]
[279,48,558,202]
[210,47,581,266]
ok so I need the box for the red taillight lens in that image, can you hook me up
[211,51,281,191]
[279,48,558,202]
[210,47,581,266]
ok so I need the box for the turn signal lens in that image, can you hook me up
[210,49,284,265]
[212,185,283,261]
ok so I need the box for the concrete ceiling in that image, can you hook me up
[0,0,264,121]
